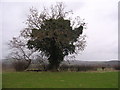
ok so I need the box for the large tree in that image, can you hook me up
[21,2,86,71]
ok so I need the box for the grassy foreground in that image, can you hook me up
[2,71,118,88]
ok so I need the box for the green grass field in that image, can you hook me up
[2,71,118,88]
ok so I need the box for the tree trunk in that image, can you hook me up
[47,37,64,71]
[48,63,60,71]
[24,59,31,70]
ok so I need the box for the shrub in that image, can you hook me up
[75,65,97,71]
[59,64,97,72]
[113,65,120,70]
[12,61,28,71]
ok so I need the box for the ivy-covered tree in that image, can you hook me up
[21,2,86,71]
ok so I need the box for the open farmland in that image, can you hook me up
[2,71,118,88]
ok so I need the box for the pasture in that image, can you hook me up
[2,71,118,88]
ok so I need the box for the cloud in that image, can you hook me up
[0,0,118,61]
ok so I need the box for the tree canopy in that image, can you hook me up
[10,2,86,71]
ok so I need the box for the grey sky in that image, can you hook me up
[0,0,119,61]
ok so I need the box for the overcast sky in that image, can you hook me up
[0,0,119,61]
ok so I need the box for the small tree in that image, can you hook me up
[13,2,86,71]
[7,35,45,71]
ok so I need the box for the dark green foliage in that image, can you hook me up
[27,18,84,71]
[26,3,86,71]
